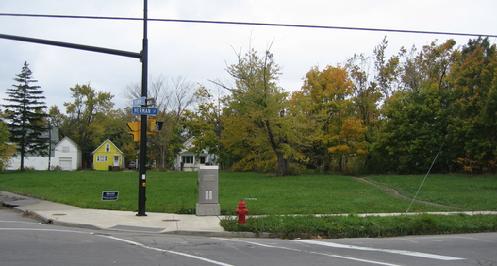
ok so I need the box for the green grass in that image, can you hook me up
[221,214,497,239]
[0,170,437,214]
[367,174,497,210]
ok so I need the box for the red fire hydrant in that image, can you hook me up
[236,200,248,224]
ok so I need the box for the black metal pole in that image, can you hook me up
[137,0,148,216]
[0,33,141,59]
[47,120,52,171]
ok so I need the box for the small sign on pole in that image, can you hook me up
[132,96,146,107]
[102,191,119,201]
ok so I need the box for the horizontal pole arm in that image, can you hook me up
[0,33,141,59]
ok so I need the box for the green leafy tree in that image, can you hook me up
[2,62,47,170]
[222,49,297,175]
[183,86,224,165]
[447,38,497,173]
[48,105,65,129]
[371,40,457,173]
[62,84,113,168]
[0,116,15,170]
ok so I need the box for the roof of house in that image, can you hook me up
[91,139,124,155]
[178,137,210,155]
[54,136,79,150]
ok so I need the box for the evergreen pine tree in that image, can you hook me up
[3,62,48,170]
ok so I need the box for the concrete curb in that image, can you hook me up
[15,208,103,231]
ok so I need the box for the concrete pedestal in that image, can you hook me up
[195,203,220,216]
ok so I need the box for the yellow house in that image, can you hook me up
[92,139,124,170]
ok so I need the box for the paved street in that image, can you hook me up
[1,206,497,266]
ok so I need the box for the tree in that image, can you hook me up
[62,84,113,168]
[183,86,224,166]
[345,53,383,171]
[373,37,401,99]
[0,114,15,170]
[447,38,497,173]
[371,40,457,173]
[292,65,366,173]
[48,105,65,129]
[2,62,47,170]
[221,49,296,175]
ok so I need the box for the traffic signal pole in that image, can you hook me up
[0,0,150,217]
[137,0,148,216]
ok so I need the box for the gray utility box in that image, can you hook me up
[196,165,220,216]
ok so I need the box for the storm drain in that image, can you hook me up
[109,225,165,233]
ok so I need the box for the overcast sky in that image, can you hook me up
[1,0,496,111]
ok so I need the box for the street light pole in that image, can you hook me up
[137,0,148,216]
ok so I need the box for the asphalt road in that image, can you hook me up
[1,206,496,266]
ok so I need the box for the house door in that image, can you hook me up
[113,156,119,167]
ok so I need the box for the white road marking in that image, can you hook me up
[99,235,233,266]
[297,239,464,261]
[0,227,91,234]
[437,236,495,243]
[0,228,233,266]
[0,220,42,225]
[309,251,401,266]
[213,238,401,266]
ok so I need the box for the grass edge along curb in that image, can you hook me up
[220,214,497,239]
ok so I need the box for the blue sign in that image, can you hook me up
[132,97,146,107]
[131,107,158,116]
[102,191,119,201]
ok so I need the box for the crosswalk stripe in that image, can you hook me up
[297,240,464,261]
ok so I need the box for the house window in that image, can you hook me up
[62,146,70,153]
[182,156,193,164]
[105,144,110,152]
[97,155,107,162]
[199,156,206,164]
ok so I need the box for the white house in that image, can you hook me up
[53,137,81,170]
[6,134,82,171]
[174,137,217,171]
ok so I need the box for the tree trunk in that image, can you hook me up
[20,142,25,171]
[276,152,289,176]
[264,120,289,176]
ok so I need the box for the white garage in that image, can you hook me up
[58,157,73,170]
[54,137,81,171]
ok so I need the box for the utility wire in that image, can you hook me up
[405,151,441,213]
[0,12,496,38]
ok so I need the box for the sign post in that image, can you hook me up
[0,0,151,219]
[137,0,148,217]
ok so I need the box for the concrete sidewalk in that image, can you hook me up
[0,191,235,236]
[3,191,497,238]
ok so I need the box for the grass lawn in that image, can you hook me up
[0,170,438,214]
[367,174,497,211]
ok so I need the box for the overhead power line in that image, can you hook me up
[0,12,496,38]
